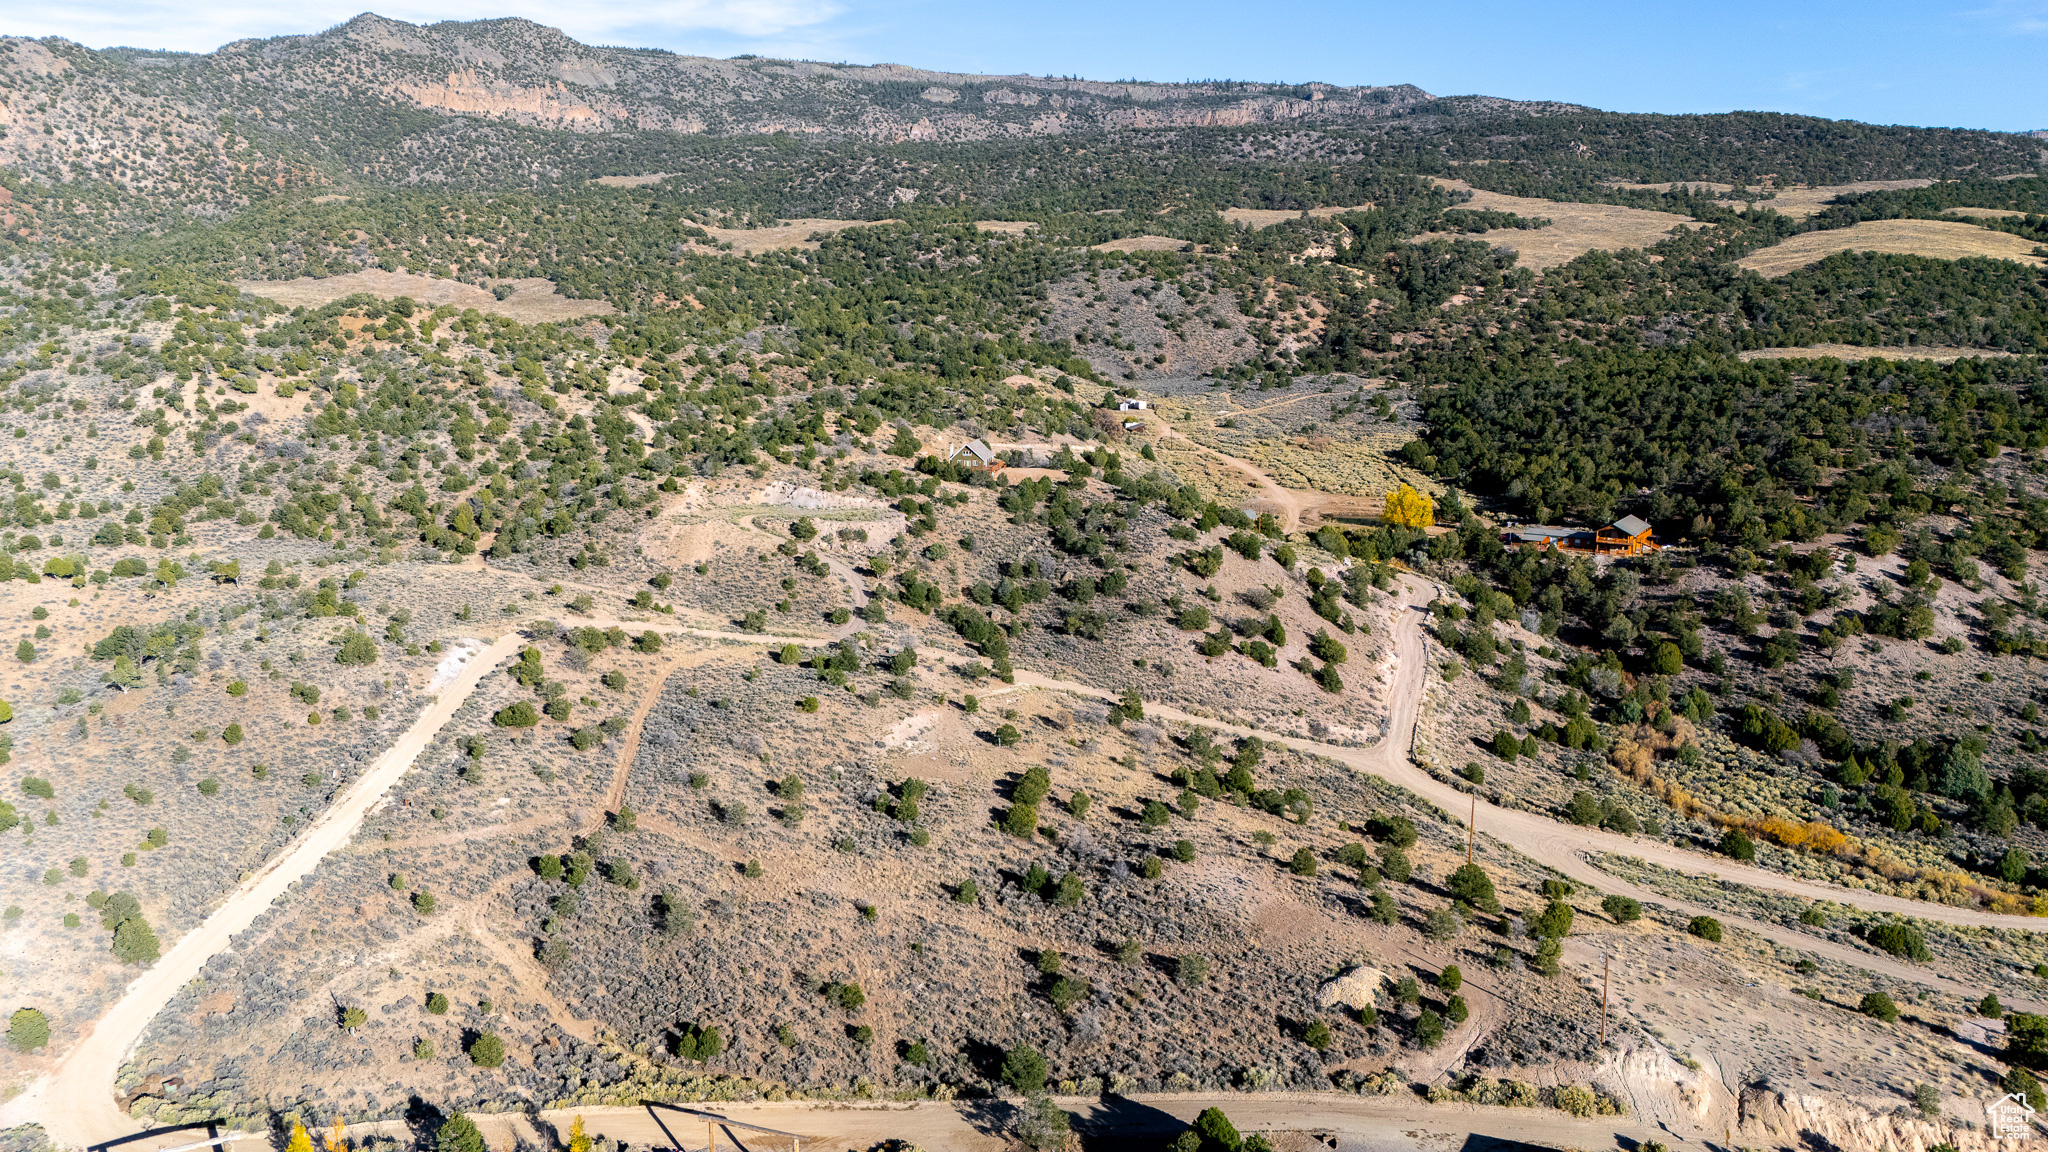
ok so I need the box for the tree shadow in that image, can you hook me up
[1462,1136,1561,1152]
[956,1097,1017,1139]
[403,1097,447,1148]
[960,1036,1006,1082]
[1071,1095,1187,1149]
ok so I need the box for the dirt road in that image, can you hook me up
[8,560,859,1150]
[19,565,2044,1148]
[364,1093,1676,1152]
[1004,575,2048,1012]
[12,632,530,1150]
[1153,416,1306,532]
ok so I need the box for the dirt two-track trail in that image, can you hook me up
[12,567,2045,1149]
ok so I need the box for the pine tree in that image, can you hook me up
[337,631,378,665]
[437,1115,486,1152]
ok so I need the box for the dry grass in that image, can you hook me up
[1742,180,1935,218]
[971,219,1036,234]
[1735,219,2048,277]
[1603,180,1948,220]
[234,270,612,322]
[1945,206,2029,220]
[1424,180,1703,270]
[1738,343,2024,364]
[591,173,672,187]
[700,219,897,253]
[1091,234,1190,253]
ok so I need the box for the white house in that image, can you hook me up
[1116,399,1149,411]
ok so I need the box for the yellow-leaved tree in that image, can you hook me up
[568,1116,590,1152]
[1382,484,1434,529]
[325,1120,346,1152]
[285,1124,312,1152]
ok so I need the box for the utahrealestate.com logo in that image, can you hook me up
[1989,1093,2038,1139]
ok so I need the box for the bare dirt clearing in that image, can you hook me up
[233,270,612,321]
[1735,218,2048,276]
[590,173,672,187]
[971,219,1037,233]
[1090,234,1190,253]
[700,219,897,253]
[1424,181,1703,269]
[1222,205,1371,229]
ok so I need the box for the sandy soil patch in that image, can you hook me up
[1222,205,1372,229]
[234,270,613,323]
[427,637,490,692]
[1735,219,2047,277]
[701,219,897,253]
[972,220,1036,234]
[638,480,898,568]
[636,518,764,568]
[878,709,940,752]
[704,479,893,514]
[591,173,672,187]
[1091,234,1191,253]
[308,194,351,204]
[1738,343,2024,363]
[1425,180,1702,269]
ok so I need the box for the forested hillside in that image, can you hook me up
[5,13,2048,1144]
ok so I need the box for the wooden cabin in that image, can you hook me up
[1596,515,1656,556]
[1503,515,1658,556]
[949,439,1004,473]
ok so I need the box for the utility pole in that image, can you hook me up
[1601,954,1610,1047]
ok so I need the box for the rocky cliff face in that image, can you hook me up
[1599,1042,2014,1152]
[0,14,1550,207]
[1739,1079,2012,1152]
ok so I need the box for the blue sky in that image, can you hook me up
[10,0,2048,131]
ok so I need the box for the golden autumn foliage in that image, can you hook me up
[1382,484,1434,529]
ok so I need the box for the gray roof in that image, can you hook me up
[954,439,995,464]
[1610,515,1652,536]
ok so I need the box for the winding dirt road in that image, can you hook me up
[8,587,845,1150]
[1002,575,2048,1011]
[18,564,2045,1149]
